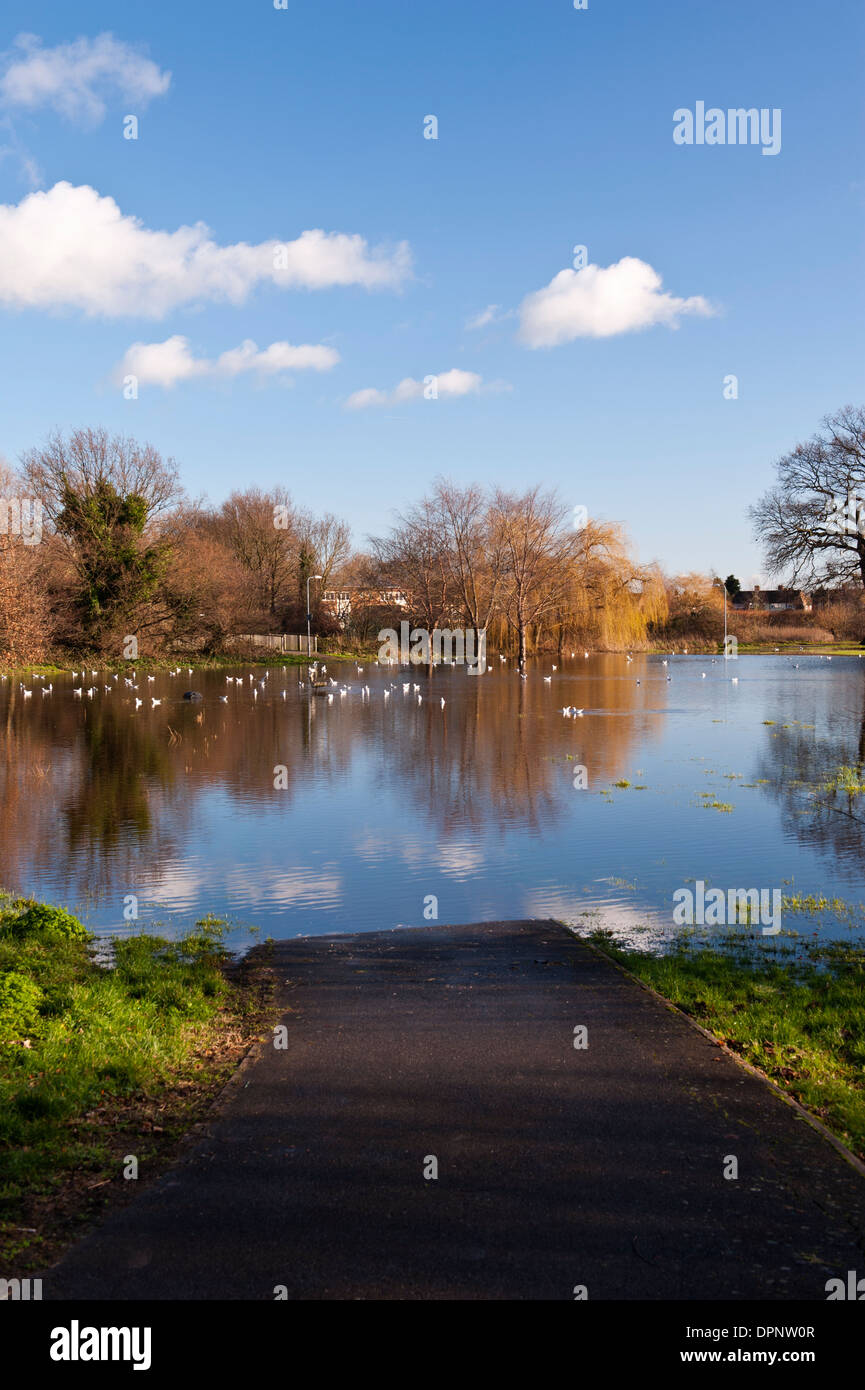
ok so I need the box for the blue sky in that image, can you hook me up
[0,0,862,584]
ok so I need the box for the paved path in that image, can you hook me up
[45,920,865,1300]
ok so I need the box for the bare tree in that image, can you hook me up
[297,511,352,589]
[489,486,581,666]
[0,458,53,662]
[750,405,865,590]
[432,477,502,636]
[215,486,298,618]
[21,427,183,531]
[370,497,451,631]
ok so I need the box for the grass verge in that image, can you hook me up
[584,926,865,1163]
[0,895,278,1271]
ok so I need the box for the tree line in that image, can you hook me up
[0,428,351,663]
[1,407,863,665]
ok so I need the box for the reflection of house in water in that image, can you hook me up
[322,587,410,627]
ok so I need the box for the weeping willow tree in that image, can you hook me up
[597,565,668,648]
[553,522,668,651]
[367,495,670,654]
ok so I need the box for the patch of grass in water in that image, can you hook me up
[824,764,865,796]
[782,894,865,927]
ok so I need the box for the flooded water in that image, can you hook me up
[1,653,864,951]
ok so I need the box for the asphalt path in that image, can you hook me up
[44,920,865,1300]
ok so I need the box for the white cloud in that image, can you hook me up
[345,367,494,409]
[116,335,340,389]
[0,183,412,317]
[0,117,42,188]
[0,32,171,124]
[465,303,501,330]
[216,339,339,374]
[518,256,715,347]
[344,386,390,410]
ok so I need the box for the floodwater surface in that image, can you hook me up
[2,653,864,950]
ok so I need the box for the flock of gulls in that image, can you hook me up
[2,651,852,718]
[297,664,446,708]
[5,666,201,709]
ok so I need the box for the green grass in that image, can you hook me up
[585,927,865,1161]
[735,643,865,655]
[823,764,865,796]
[0,894,243,1234]
[0,650,375,678]
[781,894,865,930]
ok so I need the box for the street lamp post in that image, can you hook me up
[307,574,323,658]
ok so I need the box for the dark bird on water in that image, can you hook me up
[183,691,203,701]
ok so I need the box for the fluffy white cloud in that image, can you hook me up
[345,367,489,409]
[0,182,413,317]
[518,257,715,347]
[116,335,340,388]
[0,32,171,124]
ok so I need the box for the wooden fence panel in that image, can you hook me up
[235,634,317,653]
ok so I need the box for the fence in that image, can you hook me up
[236,634,318,653]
